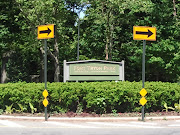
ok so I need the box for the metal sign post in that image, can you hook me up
[133,26,156,121]
[44,39,48,121]
[142,40,146,121]
[37,24,55,121]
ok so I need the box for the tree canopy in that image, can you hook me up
[0,0,179,83]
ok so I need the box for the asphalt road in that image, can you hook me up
[0,120,180,135]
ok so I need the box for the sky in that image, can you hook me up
[79,11,85,19]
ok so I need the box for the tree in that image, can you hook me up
[0,0,22,83]
[15,0,77,82]
[80,0,180,82]
[1,0,179,83]
[80,0,120,60]
[146,0,180,82]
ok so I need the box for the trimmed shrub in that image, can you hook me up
[0,81,179,114]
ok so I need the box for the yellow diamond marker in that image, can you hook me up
[139,97,147,106]
[43,89,48,98]
[43,98,48,107]
[139,88,147,97]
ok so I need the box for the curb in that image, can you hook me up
[0,115,180,122]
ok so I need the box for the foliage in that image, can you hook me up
[0,0,179,83]
[80,0,180,82]
[162,103,174,112]
[0,109,3,115]
[163,100,180,113]
[16,103,27,113]
[5,104,14,114]
[29,103,37,114]
[174,100,180,113]
[76,103,83,114]
[111,109,118,116]
[0,82,179,114]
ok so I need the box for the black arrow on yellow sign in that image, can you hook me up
[37,24,55,39]
[136,29,153,37]
[39,28,51,35]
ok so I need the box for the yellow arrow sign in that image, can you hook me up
[37,24,55,39]
[139,97,147,106]
[133,26,156,41]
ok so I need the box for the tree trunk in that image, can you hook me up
[105,42,109,60]
[53,37,60,82]
[1,52,13,83]
[40,38,60,82]
[173,0,177,17]
[48,37,60,82]
[102,2,109,60]
[109,22,114,61]
[53,36,60,82]
[40,46,45,82]
[1,56,8,83]
[156,71,159,81]
[105,10,110,60]
[54,59,60,82]
[105,7,113,61]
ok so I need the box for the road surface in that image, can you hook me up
[0,119,180,135]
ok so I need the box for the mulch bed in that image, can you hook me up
[1,111,179,117]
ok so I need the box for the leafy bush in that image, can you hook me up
[0,81,179,114]
[174,100,180,113]
[0,109,3,115]
[5,104,14,114]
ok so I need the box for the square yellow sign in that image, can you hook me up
[37,24,55,39]
[133,26,156,41]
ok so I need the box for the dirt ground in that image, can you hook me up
[2,111,179,118]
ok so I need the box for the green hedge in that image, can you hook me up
[0,81,179,114]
